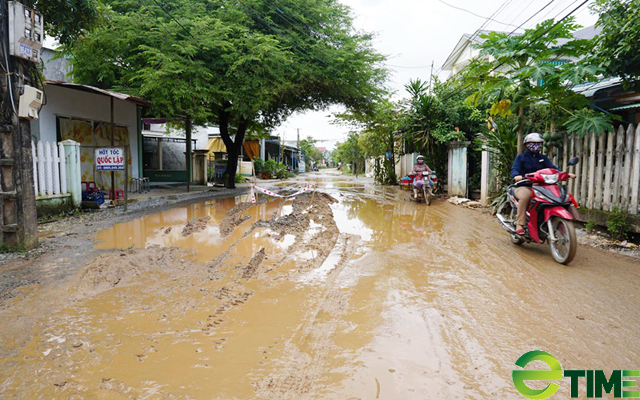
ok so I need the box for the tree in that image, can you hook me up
[333,132,364,176]
[298,136,322,168]
[464,18,608,151]
[67,0,387,188]
[591,0,640,88]
[335,98,400,184]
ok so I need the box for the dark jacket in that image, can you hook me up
[511,150,558,178]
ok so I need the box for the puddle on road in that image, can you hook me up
[5,175,639,398]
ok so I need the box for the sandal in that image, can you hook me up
[516,226,525,235]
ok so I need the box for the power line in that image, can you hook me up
[148,0,196,40]
[437,0,522,29]
[507,0,558,36]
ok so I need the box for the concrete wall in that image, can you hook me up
[30,84,141,179]
[41,48,72,82]
[36,194,74,218]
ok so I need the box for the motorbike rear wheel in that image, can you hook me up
[549,217,577,265]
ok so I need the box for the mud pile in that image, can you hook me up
[181,216,211,237]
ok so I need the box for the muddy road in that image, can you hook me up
[1,170,639,399]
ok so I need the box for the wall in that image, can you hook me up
[30,84,141,179]
[41,48,72,82]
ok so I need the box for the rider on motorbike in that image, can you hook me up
[511,133,575,236]
[412,155,433,199]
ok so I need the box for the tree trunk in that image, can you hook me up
[517,105,525,154]
[219,107,250,189]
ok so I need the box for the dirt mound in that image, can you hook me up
[220,202,255,237]
[73,246,194,298]
[181,216,211,237]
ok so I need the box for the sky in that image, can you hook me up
[273,0,599,150]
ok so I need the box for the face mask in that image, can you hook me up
[417,159,424,164]
[526,142,543,154]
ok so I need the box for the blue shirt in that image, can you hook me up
[511,150,558,178]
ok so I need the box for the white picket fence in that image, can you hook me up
[32,141,68,197]
[546,124,640,215]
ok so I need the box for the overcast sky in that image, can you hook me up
[274,0,599,149]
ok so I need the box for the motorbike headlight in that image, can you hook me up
[541,173,559,184]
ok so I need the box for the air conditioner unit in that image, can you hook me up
[18,85,44,120]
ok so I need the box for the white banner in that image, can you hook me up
[95,147,125,171]
[250,184,316,203]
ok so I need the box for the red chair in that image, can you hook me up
[82,181,98,191]
[109,189,124,200]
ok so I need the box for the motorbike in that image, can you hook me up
[409,171,438,205]
[496,157,580,265]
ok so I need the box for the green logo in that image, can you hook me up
[513,350,640,399]
[513,350,563,399]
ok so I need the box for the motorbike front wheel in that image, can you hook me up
[549,217,577,265]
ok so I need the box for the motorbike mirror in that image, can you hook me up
[568,157,580,166]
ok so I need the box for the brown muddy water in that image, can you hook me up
[1,172,640,399]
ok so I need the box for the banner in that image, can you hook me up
[95,147,125,171]
[250,184,316,203]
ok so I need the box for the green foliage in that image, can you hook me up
[67,0,388,187]
[585,219,597,232]
[235,173,244,184]
[298,137,323,167]
[475,117,518,192]
[333,132,365,176]
[253,157,265,173]
[275,162,291,179]
[464,17,613,146]
[564,109,616,137]
[607,206,631,240]
[35,0,102,45]
[591,0,640,88]
[264,159,277,178]
[401,78,475,151]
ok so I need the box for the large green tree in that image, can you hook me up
[67,0,387,187]
[590,0,640,88]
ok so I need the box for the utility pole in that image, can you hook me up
[0,0,38,250]
[428,60,434,95]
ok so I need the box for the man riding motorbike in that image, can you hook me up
[511,133,575,236]
[412,155,433,199]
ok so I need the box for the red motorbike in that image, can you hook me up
[497,157,580,264]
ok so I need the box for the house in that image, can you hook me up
[315,147,332,167]
[573,77,640,125]
[31,45,149,198]
[141,119,208,184]
[31,80,148,194]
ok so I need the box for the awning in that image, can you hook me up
[206,137,227,153]
[609,103,640,111]
[45,80,150,106]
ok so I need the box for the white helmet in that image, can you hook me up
[524,133,544,144]
[416,155,424,160]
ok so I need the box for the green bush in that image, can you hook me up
[275,162,289,179]
[264,159,277,177]
[235,173,244,184]
[607,206,631,240]
[253,157,264,173]
[585,219,597,232]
